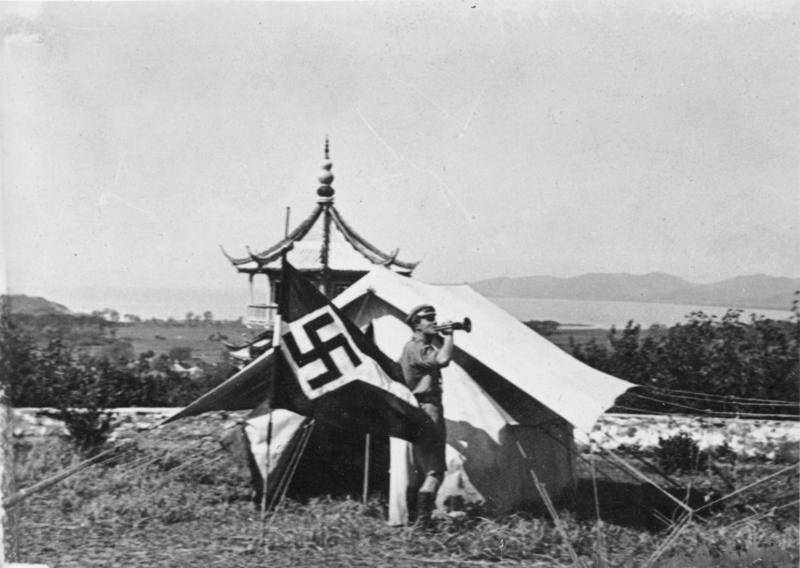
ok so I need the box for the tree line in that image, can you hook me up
[90,307,242,326]
[0,307,238,451]
[1,310,236,407]
[4,304,797,414]
[568,304,799,418]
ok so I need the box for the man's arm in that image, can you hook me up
[436,329,454,366]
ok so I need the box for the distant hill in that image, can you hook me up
[470,273,800,311]
[658,275,800,310]
[1,294,72,316]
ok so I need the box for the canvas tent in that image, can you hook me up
[169,267,634,523]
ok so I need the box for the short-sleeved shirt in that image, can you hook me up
[399,332,447,401]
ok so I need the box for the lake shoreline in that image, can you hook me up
[480,293,791,313]
[14,287,794,331]
[489,296,793,330]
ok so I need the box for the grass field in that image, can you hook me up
[10,413,799,567]
[114,321,251,363]
[544,327,610,352]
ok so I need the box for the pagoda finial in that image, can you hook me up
[317,136,335,201]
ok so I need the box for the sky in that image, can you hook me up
[2,1,798,306]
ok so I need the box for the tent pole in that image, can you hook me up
[260,319,282,547]
[362,434,371,505]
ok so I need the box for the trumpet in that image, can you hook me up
[433,317,472,333]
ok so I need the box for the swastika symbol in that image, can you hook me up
[283,311,362,391]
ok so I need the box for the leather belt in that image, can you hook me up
[414,393,442,405]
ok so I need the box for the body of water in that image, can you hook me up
[37,286,794,329]
[490,296,794,329]
[37,286,248,321]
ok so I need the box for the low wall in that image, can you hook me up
[11,408,800,460]
[575,413,800,460]
[11,408,180,438]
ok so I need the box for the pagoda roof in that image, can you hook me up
[221,142,418,275]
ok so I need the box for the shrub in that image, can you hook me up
[571,309,799,417]
[656,432,708,474]
[773,440,800,464]
[710,441,738,464]
[39,408,113,455]
[35,348,117,454]
[169,346,193,362]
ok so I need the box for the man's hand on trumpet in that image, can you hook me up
[432,318,472,334]
[437,321,454,336]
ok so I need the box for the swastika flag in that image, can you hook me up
[272,260,430,442]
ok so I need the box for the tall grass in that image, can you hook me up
[12,417,799,568]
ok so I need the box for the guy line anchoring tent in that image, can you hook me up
[165,140,636,526]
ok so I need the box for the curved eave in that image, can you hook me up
[255,203,324,261]
[329,205,419,272]
[220,245,254,267]
[222,200,419,275]
[221,203,324,268]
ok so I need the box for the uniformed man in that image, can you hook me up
[399,304,455,527]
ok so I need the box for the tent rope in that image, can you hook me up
[643,509,694,568]
[515,441,586,568]
[3,438,136,508]
[594,430,683,491]
[108,450,167,477]
[693,462,799,514]
[612,402,799,420]
[539,422,704,529]
[2,414,232,510]
[536,423,638,484]
[628,392,799,419]
[273,418,316,512]
[723,498,800,529]
[261,418,317,538]
[266,418,316,514]
[640,385,800,407]
[598,450,693,514]
[154,451,225,487]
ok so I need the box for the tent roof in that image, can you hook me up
[335,268,634,434]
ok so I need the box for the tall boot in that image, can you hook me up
[405,488,418,525]
[416,491,436,529]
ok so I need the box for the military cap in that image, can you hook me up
[405,304,436,326]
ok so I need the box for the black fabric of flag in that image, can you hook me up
[272,259,430,442]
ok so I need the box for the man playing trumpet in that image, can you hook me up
[399,304,457,527]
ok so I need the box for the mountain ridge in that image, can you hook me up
[469,273,799,311]
[1,294,72,316]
